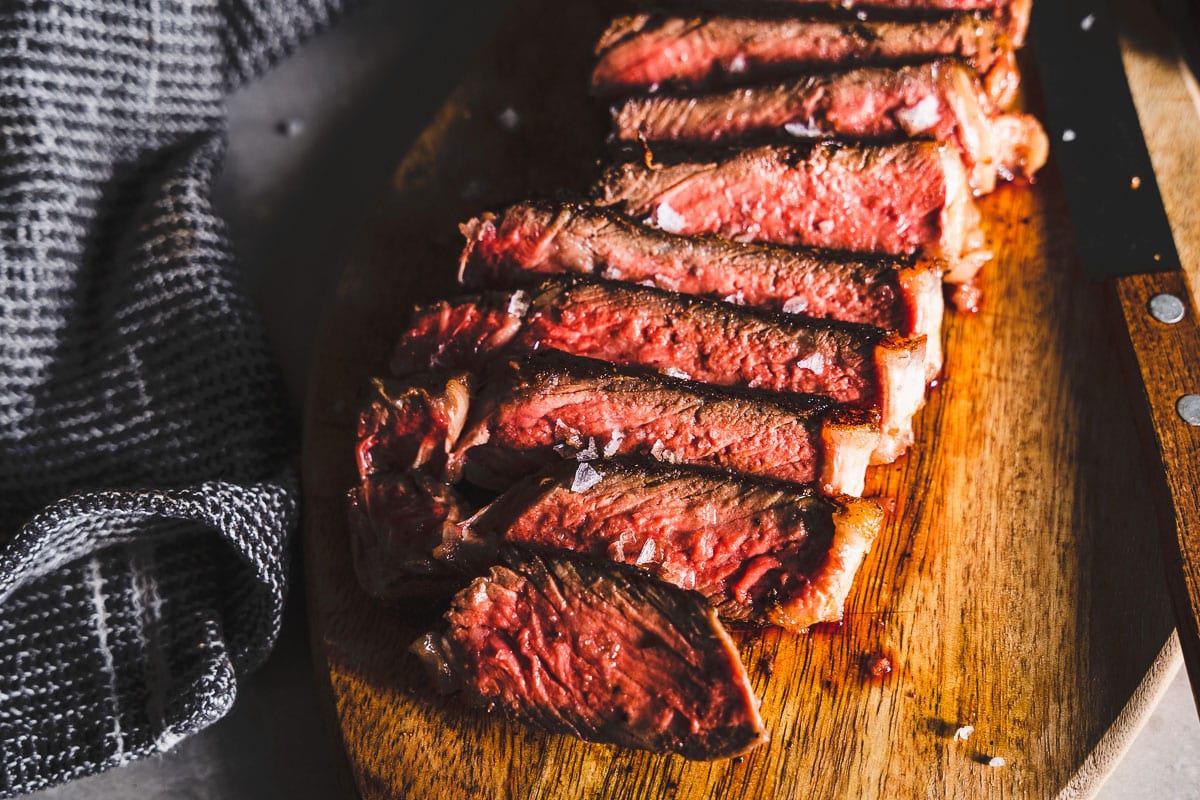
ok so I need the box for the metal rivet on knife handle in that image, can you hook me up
[1178,395,1200,426]
[1148,293,1186,324]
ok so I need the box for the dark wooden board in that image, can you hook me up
[302,1,1189,796]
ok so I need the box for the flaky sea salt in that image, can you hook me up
[987,756,1006,768]
[784,120,823,139]
[652,202,687,234]
[507,289,530,317]
[896,95,941,135]
[635,538,657,565]
[795,352,826,374]
[497,107,521,132]
[782,296,809,314]
[571,462,603,493]
[575,437,599,461]
[603,430,625,457]
[662,366,691,380]
[953,725,974,742]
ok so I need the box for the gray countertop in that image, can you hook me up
[25,1,1200,797]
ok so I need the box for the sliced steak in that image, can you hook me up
[450,353,879,496]
[392,280,926,462]
[611,60,1047,194]
[458,201,944,380]
[411,547,768,760]
[348,471,476,600]
[593,13,1019,107]
[465,459,883,631]
[593,141,990,284]
[355,372,472,478]
[672,0,1030,46]
[388,290,529,378]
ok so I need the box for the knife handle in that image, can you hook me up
[1115,271,1200,694]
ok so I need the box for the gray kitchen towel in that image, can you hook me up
[0,0,350,794]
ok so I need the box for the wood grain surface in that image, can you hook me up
[301,1,1193,796]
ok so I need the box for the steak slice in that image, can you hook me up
[355,372,472,478]
[611,60,1047,194]
[451,353,879,496]
[465,459,883,631]
[458,201,945,380]
[672,0,1030,46]
[593,13,1019,107]
[392,280,926,462]
[593,141,990,285]
[411,547,768,760]
[348,470,476,600]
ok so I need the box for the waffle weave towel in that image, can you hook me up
[0,0,347,793]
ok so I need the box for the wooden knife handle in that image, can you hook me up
[1115,270,1200,702]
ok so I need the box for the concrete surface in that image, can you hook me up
[24,1,1200,797]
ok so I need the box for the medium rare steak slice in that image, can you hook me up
[392,280,926,462]
[411,547,768,760]
[592,13,1018,107]
[675,0,1031,46]
[611,60,1048,194]
[458,201,945,380]
[348,470,476,600]
[465,460,884,631]
[451,353,879,496]
[594,141,991,285]
[355,372,472,478]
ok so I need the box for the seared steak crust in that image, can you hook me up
[348,471,474,600]
[412,547,768,760]
[355,373,472,478]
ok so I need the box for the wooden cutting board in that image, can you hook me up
[301,1,1197,796]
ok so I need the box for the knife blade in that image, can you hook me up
[1032,0,1200,705]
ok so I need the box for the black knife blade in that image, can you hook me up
[1031,0,1179,279]
[1032,0,1200,711]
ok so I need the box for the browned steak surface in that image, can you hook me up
[355,372,472,478]
[347,470,474,600]
[412,547,768,760]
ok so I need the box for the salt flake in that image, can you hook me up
[636,538,657,565]
[575,437,599,462]
[784,120,823,139]
[507,289,530,317]
[953,725,974,742]
[782,296,809,314]
[497,107,521,132]
[571,462,603,493]
[652,202,687,234]
[896,95,941,135]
